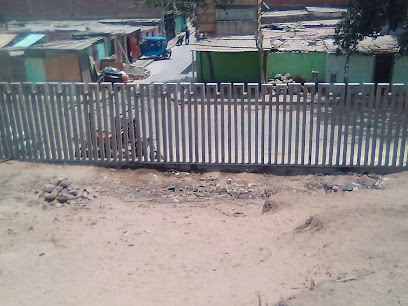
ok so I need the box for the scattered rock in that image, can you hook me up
[69,190,78,197]
[227,178,232,185]
[295,216,323,233]
[8,229,16,235]
[56,195,69,203]
[39,252,45,256]
[44,191,57,202]
[43,184,55,193]
[332,186,339,192]
[168,187,176,192]
[59,179,70,188]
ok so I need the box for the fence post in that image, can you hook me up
[0,83,12,159]
[152,83,164,163]
[248,83,259,165]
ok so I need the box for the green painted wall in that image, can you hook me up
[174,15,187,35]
[25,57,46,82]
[268,52,326,82]
[326,53,374,83]
[392,55,408,83]
[196,51,261,83]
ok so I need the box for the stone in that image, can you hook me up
[275,74,282,80]
[44,189,58,202]
[59,179,71,188]
[43,184,55,193]
[69,190,78,197]
[56,195,69,203]
[284,73,292,79]
[227,178,232,185]
[332,186,339,192]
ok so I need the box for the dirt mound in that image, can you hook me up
[262,199,287,214]
[295,216,323,233]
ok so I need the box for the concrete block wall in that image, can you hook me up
[216,21,257,36]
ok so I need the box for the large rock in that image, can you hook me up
[59,179,71,188]
[43,184,55,193]
[56,195,69,203]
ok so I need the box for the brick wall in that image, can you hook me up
[1,0,162,19]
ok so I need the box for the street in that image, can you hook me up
[135,35,196,84]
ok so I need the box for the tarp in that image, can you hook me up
[13,34,45,48]
[0,34,18,48]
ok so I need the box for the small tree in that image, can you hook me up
[334,0,408,83]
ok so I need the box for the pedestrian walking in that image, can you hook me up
[185,28,190,45]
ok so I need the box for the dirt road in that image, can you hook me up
[0,161,407,305]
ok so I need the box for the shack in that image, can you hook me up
[193,35,262,83]
[23,37,104,82]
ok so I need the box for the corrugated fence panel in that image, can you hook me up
[0,82,407,168]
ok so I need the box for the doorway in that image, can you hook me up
[374,54,394,83]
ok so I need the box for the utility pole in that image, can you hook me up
[162,0,166,38]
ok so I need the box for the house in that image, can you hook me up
[263,22,407,84]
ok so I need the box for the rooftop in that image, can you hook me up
[191,35,258,52]
[28,37,103,51]
[262,21,400,54]
[7,20,141,35]
[100,18,162,25]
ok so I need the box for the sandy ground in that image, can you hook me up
[0,161,407,306]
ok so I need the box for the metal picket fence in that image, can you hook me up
[0,81,407,168]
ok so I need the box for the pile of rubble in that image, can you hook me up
[268,73,305,86]
[37,178,93,207]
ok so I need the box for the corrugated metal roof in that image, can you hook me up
[0,34,18,48]
[191,35,258,52]
[100,18,161,25]
[30,37,103,51]
[13,34,45,47]
[305,6,347,14]
[262,10,308,18]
